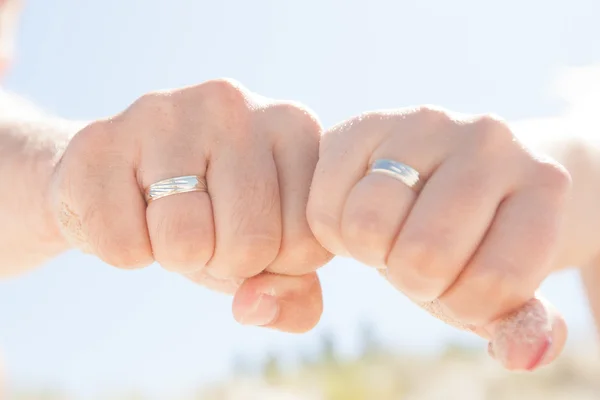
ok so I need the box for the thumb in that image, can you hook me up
[415,293,567,371]
[484,294,567,371]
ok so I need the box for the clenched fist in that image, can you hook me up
[307,107,570,371]
[52,79,332,333]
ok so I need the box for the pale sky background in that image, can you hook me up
[1,0,599,398]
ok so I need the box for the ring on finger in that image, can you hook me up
[368,159,423,191]
[144,175,208,204]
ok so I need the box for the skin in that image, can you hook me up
[40,81,331,334]
[1,0,600,375]
[306,108,581,370]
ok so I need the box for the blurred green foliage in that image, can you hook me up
[9,324,600,400]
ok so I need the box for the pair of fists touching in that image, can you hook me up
[53,79,569,371]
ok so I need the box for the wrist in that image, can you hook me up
[37,139,71,255]
[0,119,80,275]
[37,119,86,256]
[18,133,71,260]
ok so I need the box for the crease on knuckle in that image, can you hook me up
[224,183,281,275]
[231,178,280,228]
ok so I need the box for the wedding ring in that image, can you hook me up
[368,159,423,191]
[145,175,207,204]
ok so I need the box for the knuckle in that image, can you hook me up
[67,121,114,158]
[268,102,323,136]
[192,79,253,142]
[412,105,452,126]
[126,92,179,133]
[265,102,322,157]
[353,111,391,133]
[196,78,249,111]
[279,235,333,274]
[131,91,176,117]
[468,114,514,152]
[532,159,572,193]
[317,112,381,159]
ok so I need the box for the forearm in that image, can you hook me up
[0,90,79,277]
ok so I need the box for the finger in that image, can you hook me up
[53,121,153,269]
[487,295,567,371]
[337,113,457,268]
[205,143,282,280]
[265,104,333,275]
[384,151,510,301]
[142,139,214,274]
[308,108,450,258]
[340,173,416,268]
[439,177,569,326]
[307,114,388,257]
[415,294,567,371]
[232,272,323,333]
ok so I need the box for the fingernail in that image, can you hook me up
[526,337,552,371]
[239,294,280,326]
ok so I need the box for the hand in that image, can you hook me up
[51,79,332,332]
[307,107,570,370]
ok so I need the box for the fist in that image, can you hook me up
[52,79,332,332]
[307,107,570,370]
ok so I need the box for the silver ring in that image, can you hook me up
[368,159,423,190]
[145,175,207,204]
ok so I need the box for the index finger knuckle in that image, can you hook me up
[273,235,333,275]
[467,114,515,154]
[532,158,572,194]
[411,105,453,127]
[267,101,323,142]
